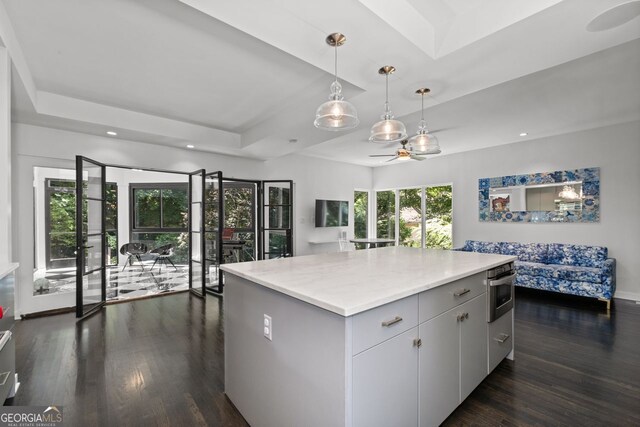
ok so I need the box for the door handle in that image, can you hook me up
[381,316,403,327]
[454,288,471,297]
[489,274,516,287]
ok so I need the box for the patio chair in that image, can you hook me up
[119,243,148,271]
[149,244,178,272]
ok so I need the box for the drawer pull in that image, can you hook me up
[494,333,510,343]
[454,288,471,297]
[0,371,9,386]
[381,316,403,327]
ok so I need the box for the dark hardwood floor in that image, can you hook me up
[7,289,640,426]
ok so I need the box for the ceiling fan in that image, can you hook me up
[369,140,426,162]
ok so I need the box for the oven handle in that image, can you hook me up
[488,273,516,287]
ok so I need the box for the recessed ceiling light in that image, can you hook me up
[519,132,528,137]
[106,131,117,136]
[186,144,195,149]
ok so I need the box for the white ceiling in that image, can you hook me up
[2,0,640,166]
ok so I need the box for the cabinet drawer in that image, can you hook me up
[488,309,513,374]
[352,295,418,355]
[419,272,486,323]
[0,332,15,403]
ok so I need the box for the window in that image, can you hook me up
[374,185,453,249]
[399,188,422,247]
[425,185,452,249]
[376,190,395,239]
[354,191,368,239]
[130,183,188,263]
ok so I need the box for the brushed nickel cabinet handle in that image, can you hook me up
[413,338,422,348]
[0,371,10,386]
[454,288,471,297]
[381,316,403,327]
[494,333,510,343]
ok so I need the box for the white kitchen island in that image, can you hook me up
[221,247,516,427]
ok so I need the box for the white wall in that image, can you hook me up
[12,123,266,316]
[0,48,11,265]
[264,154,373,255]
[373,121,640,301]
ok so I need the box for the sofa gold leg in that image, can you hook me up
[598,298,611,310]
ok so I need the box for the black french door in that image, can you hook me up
[261,180,293,259]
[188,169,206,297]
[205,171,223,294]
[75,156,107,318]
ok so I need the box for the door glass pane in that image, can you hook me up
[224,185,254,229]
[84,234,103,272]
[85,199,103,235]
[265,230,289,259]
[354,191,368,239]
[399,188,422,247]
[376,191,395,239]
[425,185,453,249]
[191,260,202,287]
[84,164,102,199]
[191,205,201,232]
[267,184,290,205]
[82,270,103,307]
[192,177,203,203]
[191,232,201,262]
[267,206,291,229]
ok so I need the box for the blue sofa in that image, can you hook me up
[454,240,615,308]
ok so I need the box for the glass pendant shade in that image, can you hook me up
[408,88,441,154]
[409,120,441,154]
[314,81,359,130]
[370,114,407,143]
[370,66,407,143]
[314,33,359,131]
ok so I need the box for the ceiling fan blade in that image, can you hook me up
[385,156,399,162]
[369,154,395,157]
[410,154,426,161]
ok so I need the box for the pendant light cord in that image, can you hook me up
[334,44,338,83]
[421,92,425,121]
[384,73,390,114]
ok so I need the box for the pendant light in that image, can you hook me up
[314,33,359,131]
[369,66,407,143]
[408,88,441,154]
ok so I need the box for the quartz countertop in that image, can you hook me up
[0,263,19,280]
[221,247,515,316]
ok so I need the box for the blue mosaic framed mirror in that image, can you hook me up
[479,167,600,223]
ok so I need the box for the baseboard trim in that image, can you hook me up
[614,291,640,302]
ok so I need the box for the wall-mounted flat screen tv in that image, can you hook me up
[315,199,349,227]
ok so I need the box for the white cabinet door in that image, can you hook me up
[460,294,488,401]
[419,307,460,427]
[353,327,419,427]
